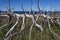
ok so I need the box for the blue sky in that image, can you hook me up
[0,0,60,11]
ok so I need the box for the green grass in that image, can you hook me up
[0,15,60,40]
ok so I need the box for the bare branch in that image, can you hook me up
[0,15,9,30]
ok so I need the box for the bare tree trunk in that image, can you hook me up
[37,0,40,12]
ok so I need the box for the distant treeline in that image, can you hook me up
[0,11,60,14]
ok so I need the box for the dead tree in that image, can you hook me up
[22,4,25,14]
[37,0,40,12]
[8,0,11,13]
[37,0,43,14]
[7,0,14,14]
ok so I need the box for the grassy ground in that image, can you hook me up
[0,14,60,40]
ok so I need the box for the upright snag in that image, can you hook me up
[21,4,26,40]
[37,0,40,13]
[8,0,14,14]
[29,0,33,40]
[37,0,44,40]
[31,0,35,19]
[21,4,26,28]
[7,0,13,25]
[8,0,11,13]
[22,4,25,14]
[37,0,40,12]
